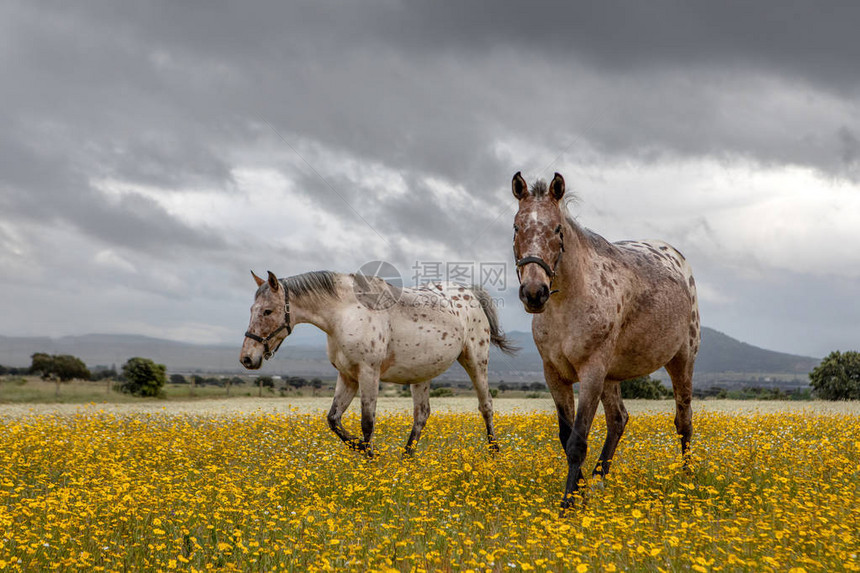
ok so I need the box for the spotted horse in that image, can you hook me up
[240,270,516,455]
[511,172,700,511]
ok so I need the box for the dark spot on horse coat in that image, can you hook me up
[442,332,448,340]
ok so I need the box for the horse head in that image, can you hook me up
[240,270,291,369]
[512,171,566,313]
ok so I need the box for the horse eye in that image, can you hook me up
[263,309,273,316]
[513,225,520,233]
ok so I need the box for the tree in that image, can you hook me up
[30,352,91,397]
[311,378,322,396]
[809,351,860,401]
[119,357,167,397]
[620,375,670,399]
[257,375,274,397]
[30,353,54,378]
[170,374,188,385]
[52,355,91,382]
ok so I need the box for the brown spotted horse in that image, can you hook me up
[240,270,516,456]
[511,172,700,510]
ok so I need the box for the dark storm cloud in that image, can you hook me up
[6,0,858,234]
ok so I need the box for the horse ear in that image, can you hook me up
[512,171,529,200]
[266,270,279,291]
[251,270,265,287]
[549,172,565,201]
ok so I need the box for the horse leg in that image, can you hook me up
[544,362,576,452]
[561,367,606,510]
[327,372,360,450]
[357,366,381,458]
[457,349,498,452]
[404,381,431,456]
[665,352,694,463]
[593,381,629,479]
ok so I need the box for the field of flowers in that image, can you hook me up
[0,406,857,572]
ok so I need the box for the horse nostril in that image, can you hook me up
[241,356,252,367]
[538,283,550,303]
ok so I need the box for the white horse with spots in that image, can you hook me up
[240,270,516,455]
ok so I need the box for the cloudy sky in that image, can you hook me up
[1,1,858,358]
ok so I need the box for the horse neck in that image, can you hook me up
[552,218,592,300]
[286,277,347,335]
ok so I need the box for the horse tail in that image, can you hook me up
[472,286,519,356]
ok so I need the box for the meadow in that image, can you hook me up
[0,397,857,572]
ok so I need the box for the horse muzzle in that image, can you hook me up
[240,351,263,370]
[519,281,550,313]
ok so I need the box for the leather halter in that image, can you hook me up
[514,225,565,295]
[244,280,292,360]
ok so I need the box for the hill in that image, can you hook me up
[696,327,818,374]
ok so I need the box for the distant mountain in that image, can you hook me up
[696,327,819,374]
[488,326,819,378]
[0,326,819,382]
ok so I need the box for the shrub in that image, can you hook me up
[620,375,670,399]
[119,357,167,398]
[809,350,860,400]
[430,387,454,397]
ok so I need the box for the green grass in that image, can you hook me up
[0,376,302,404]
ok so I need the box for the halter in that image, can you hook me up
[515,225,565,295]
[244,280,292,360]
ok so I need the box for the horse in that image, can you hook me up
[511,171,700,510]
[240,269,517,456]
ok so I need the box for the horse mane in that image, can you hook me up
[282,271,339,300]
[530,179,549,197]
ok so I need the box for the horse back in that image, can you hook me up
[604,240,699,378]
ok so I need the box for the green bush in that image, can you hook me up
[430,387,454,397]
[119,357,167,398]
[809,351,860,400]
[620,375,671,399]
